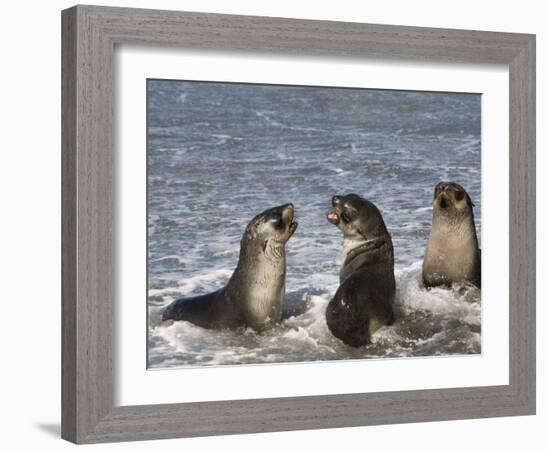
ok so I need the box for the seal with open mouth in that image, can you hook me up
[422,182,481,288]
[162,203,298,331]
[325,194,395,347]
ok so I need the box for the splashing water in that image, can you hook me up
[148,262,481,368]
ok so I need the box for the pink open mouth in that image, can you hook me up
[327,211,340,224]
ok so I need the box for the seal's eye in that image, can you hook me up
[270,216,284,228]
[455,190,465,201]
[341,210,351,222]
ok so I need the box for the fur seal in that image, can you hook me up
[325,194,395,347]
[162,203,298,331]
[422,182,481,288]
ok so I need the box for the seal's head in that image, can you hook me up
[244,203,298,248]
[432,182,474,218]
[327,194,387,241]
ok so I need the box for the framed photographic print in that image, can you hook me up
[62,5,536,444]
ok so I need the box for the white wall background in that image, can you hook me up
[0,1,546,448]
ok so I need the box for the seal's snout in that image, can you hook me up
[327,210,340,224]
[434,185,462,210]
[281,203,294,221]
[280,203,297,236]
[329,196,342,224]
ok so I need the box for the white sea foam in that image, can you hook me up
[148,268,233,299]
[148,263,481,368]
[211,134,232,145]
[255,111,325,133]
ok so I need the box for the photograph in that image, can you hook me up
[146,79,482,368]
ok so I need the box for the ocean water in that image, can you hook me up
[147,80,482,368]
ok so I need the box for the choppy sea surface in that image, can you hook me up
[147,80,481,368]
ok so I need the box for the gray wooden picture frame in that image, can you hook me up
[61,5,536,444]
